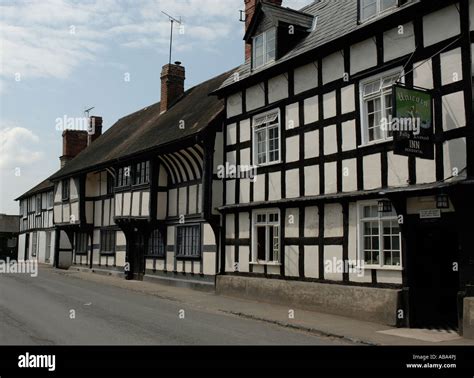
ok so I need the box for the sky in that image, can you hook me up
[0,0,314,214]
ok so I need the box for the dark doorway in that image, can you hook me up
[24,233,30,260]
[408,218,460,329]
[128,231,146,280]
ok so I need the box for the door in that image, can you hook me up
[409,220,459,329]
[129,231,146,280]
[24,233,30,260]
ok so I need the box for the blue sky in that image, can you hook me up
[0,0,313,214]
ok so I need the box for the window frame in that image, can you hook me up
[359,0,399,23]
[100,230,116,256]
[31,231,38,258]
[251,209,281,265]
[357,200,402,270]
[35,196,42,215]
[61,179,70,201]
[359,68,403,146]
[47,191,54,209]
[75,232,88,256]
[147,228,166,258]
[252,108,282,167]
[133,161,150,186]
[252,28,277,69]
[176,224,201,259]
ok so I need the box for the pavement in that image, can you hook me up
[2,265,473,346]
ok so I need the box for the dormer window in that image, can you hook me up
[360,0,398,22]
[253,28,276,69]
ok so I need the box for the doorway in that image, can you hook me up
[408,218,460,329]
[128,231,146,280]
[24,233,30,260]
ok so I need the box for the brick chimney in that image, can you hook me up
[245,0,283,61]
[60,130,88,167]
[160,62,185,114]
[87,116,103,146]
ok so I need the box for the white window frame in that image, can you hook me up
[357,200,402,270]
[252,28,276,69]
[360,0,399,23]
[359,68,403,146]
[251,209,281,265]
[252,108,281,167]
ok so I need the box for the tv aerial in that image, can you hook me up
[162,11,182,65]
[84,106,95,118]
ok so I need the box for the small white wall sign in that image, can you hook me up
[419,209,441,219]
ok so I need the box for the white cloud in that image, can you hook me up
[0,126,44,169]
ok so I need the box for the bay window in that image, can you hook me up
[359,202,401,268]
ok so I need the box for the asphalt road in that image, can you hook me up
[0,268,348,345]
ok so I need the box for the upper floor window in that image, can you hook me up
[358,202,401,268]
[252,210,280,264]
[148,229,165,257]
[360,0,398,22]
[35,196,41,214]
[47,191,54,209]
[253,28,276,69]
[116,166,131,188]
[134,161,150,186]
[361,71,400,144]
[253,110,281,166]
[61,179,69,201]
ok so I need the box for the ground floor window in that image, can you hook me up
[45,231,52,262]
[148,229,165,257]
[100,230,116,255]
[75,232,88,255]
[31,232,38,258]
[252,210,280,264]
[359,202,401,267]
[176,225,201,258]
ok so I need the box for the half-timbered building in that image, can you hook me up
[47,64,231,289]
[213,0,474,330]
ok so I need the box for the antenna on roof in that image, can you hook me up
[84,106,95,118]
[162,11,182,65]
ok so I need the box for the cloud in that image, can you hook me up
[0,126,44,169]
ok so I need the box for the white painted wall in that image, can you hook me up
[350,38,377,75]
[294,62,318,94]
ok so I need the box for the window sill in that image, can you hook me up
[358,137,393,149]
[254,160,282,169]
[250,261,281,266]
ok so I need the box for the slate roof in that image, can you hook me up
[48,68,236,181]
[15,178,54,201]
[216,0,419,92]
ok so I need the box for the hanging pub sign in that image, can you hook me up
[392,85,434,160]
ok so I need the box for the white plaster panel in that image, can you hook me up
[324,245,343,281]
[203,252,216,275]
[285,169,300,198]
[226,180,235,205]
[413,59,434,89]
[246,84,265,111]
[322,51,344,84]
[268,74,288,103]
[324,204,343,238]
[239,179,250,204]
[442,91,466,131]
[286,135,300,163]
[363,154,382,190]
[227,93,242,118]
[239,212,250,239]
[286,102,300,129]
[304,206,319,238]
[268,171,281,201]
[254,174,265,202]
[238,246,250,273]
[377,270,402,284]
[324,124,338,155]
[341,120,357,151]
[304,246,319,279]
[225,246,235,272]
[178,187,186,216]
[443,138,467,180]
[323,91,337,119]
[294,62,318,94]
[225,214,235,239]
[440,48,463,86]
[304,95,319,124]
[304,130,319,159]
[416,157,436,184]
[387,152,409,187]
[341,85,355,114]
[342,158,358,193]
[226,123,237,145]
[304,165,320,196]
[240,119,251,142]
[423,5,460,47]
[350,38,377,75]
[324,162,337,194]
[383,23,415,62]
[188,185,197,214]
[284,245,299,277]
[240,148,251,167]
[285,208,299,238]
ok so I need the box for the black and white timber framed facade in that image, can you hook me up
[14,0,474,333]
